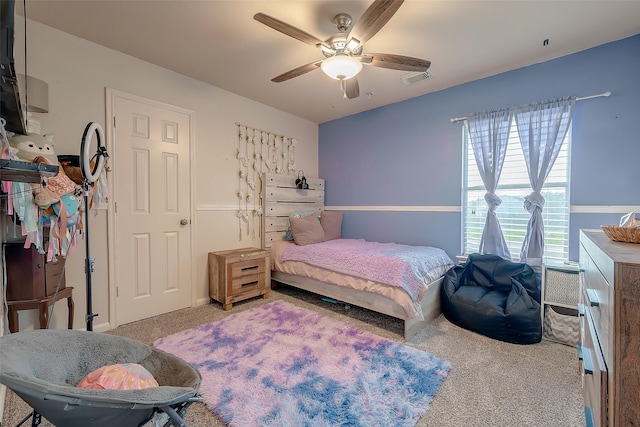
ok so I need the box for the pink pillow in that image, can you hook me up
[77,363,159,390]
[320,211,343,241]
[290,214,325,246]
[33,155,77,196]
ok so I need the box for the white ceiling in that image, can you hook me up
[17,0,640,124]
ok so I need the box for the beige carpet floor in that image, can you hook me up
[2,284,584,427]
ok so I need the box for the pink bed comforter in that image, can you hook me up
[281,239,454,302]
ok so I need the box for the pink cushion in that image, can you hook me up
[33,155,77,196]
[76,363,159,390]
[283,209,321,241]
[290,214,325,246]
[320,211,343,241]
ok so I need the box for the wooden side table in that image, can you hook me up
[7,287,74,333]
[208,248,270,310]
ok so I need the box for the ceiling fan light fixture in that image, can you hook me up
[321,55,363,80]
[346,38,361,52]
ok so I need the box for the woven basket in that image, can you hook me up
[601,225,640,244]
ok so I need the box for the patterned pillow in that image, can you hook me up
[33,155,77,196]
[76,363,159,390]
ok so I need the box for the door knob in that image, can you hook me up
[180,219,190,225]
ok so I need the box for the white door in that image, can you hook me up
[111,93,192,325]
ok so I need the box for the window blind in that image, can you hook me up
[462,125,570,262]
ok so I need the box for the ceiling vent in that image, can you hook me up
[400,71,432,86]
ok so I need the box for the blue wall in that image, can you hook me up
[319,35,640,261]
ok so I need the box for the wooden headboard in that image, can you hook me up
[261,172,325,248]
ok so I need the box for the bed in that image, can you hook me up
[261,173,454,340]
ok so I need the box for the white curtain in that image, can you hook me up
[466,110,513,259]
[515,98,575,266]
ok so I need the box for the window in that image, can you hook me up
[462,124,571,262]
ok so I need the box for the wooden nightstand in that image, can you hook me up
[208,247,271,310]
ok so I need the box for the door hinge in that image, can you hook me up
[115,202,117,213]
[113,116,116,127]
[116,286,119,297]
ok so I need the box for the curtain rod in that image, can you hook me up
[449,91,611,123]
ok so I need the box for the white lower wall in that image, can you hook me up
[8,18,318,331]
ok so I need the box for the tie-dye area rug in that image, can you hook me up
[154,300,450,427]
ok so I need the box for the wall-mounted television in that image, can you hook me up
[1,0,28,135]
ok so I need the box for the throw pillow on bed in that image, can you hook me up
[320,210,343,241]
[290,214,325,245]
[283,209,321,241]
[76,363,159,390]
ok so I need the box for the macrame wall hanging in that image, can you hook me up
[235,123,297,240]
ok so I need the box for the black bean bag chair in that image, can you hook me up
[441,253,542,344]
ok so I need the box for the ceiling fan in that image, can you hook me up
[254,0,431,99]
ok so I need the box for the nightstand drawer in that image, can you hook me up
[231,273,265,295]
[231,258,266,278]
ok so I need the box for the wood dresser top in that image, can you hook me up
[581,229,640,265]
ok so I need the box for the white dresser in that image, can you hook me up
[579,230,640,426]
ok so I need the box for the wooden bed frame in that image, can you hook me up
[261,172,443,340]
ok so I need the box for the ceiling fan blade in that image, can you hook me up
[363,53,431,72]
[271,60,323,83]
[345,77,360,99]
[254,13,331,51]
[348,0,404,48]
